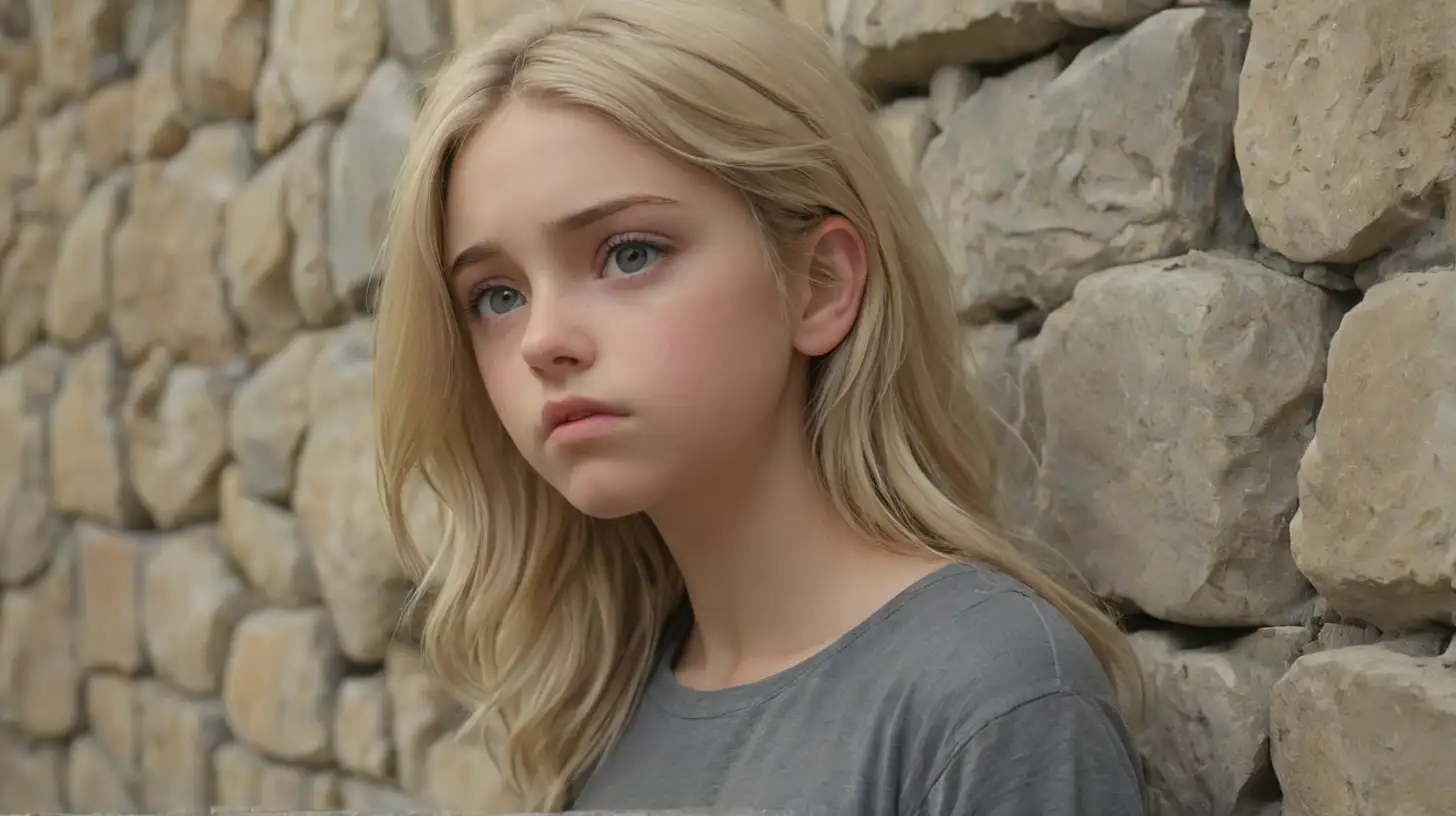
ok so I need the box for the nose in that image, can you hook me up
[519,288,595,376]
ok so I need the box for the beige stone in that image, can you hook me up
[47,172,129,349]
[0,542,82,738]
[0,106,37,198]
[828,0,1175,90]
[0,727,66,812]
[221,607,345,764]
[928,64,981,131]
[77,523,149,673]
[341,777,416,811]
[0,38,37,125]
[921,8,1248,321]
[421,734,519,813]
[138,679,229,811]
[328,60,417,310]
[222,151,304,359]
[123,349,242,528]
[0,221,58,362]
[49,339,148,527]
[124,0,186,64]
[283,121,341,325]
[29,0,129,100]
[448,0,516,49]
[1133,626,1307,816]
[335,674,393,779]
[0,343,65,583]
[178,0,268,120]
[220,466,320,606]
[296,322,413,662]
[1235,0,1456,264]
[229,331,326,501]
[1272,644,1456,816]
[111,123,254,365]
[82,79,134,173]
[86,672,141,777]
[1290,269,1456,630]
[68,734,138,813]
[385,0,450,71]
[31,104,90,219]
[386,641,465,796]
[142,526,256,695]
[214,741,266,807]
[254,0,385,155]
[874,97,934,190]
[1025,252,1341,626]
[130,25,188,159]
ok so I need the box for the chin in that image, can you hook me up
[550,463,662,520]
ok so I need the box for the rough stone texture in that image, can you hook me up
[1290,269,1456,630]
[1235,0,1456,264]
[1133,626,1307,816]
[920,7,1249,321]
[1271,644,1456,816]
[1026,252,1342,626]
[3,1,1455,813]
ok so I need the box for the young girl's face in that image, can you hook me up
[444,98,803,519]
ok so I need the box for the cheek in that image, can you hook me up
[473,337,532,432]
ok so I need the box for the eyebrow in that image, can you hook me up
[447,193,679,279]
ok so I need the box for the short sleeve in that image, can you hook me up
[913,690,1146,816]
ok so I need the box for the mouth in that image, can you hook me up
[541,397,627,440]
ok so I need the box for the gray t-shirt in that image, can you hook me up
[568,561,1145,815]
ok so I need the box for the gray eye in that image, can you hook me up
[480,285,526,317]
[607,242,659,276]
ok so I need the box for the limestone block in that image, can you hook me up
[111,122,254,365]
[123,349,241,529]
[1133,626,1307,816]
[254,0,384,155]
[0,727,65,813]
[386,641,465,796]
[1235,0,1456,263]
[0,542,82,738]
[920,7,1248,321]
[1025,252,1342,626]
[220,466,320,607]
[283,121,341,326]
[46,173,129,350]
[68,734,138,813]
[223,152,305,359]
[82,80,135,173]
[335,674,394,780]
[50,339,148,527]
[385,0,450,71]
[828,0,1177,90]
[86,673,141,777]
[141,526,256,695]
[29,0,129,100]
[77,522,150,673]
[0,221,58,361]
[873,97,934,190]
[228,330,327,502]
[138,679,230,811]
[221,607,345,764]
[295,321,412,662]
[328,60,417,310]
[1290,269,1456,630]
[0,344,65,583]
[178,0,268,120]
[130,25,188,159]
[31,104,90,220]
[1271,644,1456,816]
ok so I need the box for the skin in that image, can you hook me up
[445,97,948,690]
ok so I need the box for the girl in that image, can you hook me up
[373,0,1146,813]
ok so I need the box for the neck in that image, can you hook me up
[646,399,949,689]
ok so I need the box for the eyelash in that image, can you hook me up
[463,232,672,320]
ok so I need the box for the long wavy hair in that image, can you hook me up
[373,0,1142,809]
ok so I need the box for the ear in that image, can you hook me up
[789,215,870,358]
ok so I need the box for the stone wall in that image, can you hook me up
[0,1,1451,815]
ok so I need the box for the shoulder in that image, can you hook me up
[873,561,1119,712]
[863,562,1145,815]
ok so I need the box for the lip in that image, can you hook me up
[541,396,627,442]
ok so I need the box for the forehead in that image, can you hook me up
[444,97,727,252]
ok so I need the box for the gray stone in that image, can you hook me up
[920,7,1248,321]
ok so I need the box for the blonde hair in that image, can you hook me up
[374,0,1142,809]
